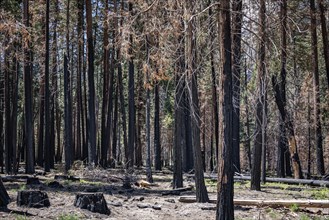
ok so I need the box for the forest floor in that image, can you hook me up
[0,164,328,220]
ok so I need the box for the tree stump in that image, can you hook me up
[0,178,10,207]
[26,177,41,185]
[17,190,50,208]
[74,193,110,215]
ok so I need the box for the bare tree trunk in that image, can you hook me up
[209,4,219,169]
[173,33,185,189]
[186,0,208,203]
[37,65,45,167]
[86,0,97,166]
[232,0,243,174]
[4,46,12,173]
[216,0,234,218]
[310,0,325,176]
[0,58,3,173]
[75,0,84,160]
[154,83,161,171]
[244,59,251,172]
[251,0,266,191]
[318,0,329,88]
[101,0,110,167]
[64,0,73,171]
[145,36,153,183]
[12,49,19,173]
[23,0,35,174]
[127,2,135,168]
[44,0,51,172]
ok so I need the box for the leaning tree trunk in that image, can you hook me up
[216,0,234,218]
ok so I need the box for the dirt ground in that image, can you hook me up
[0,166,329,220]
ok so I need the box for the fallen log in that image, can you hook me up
[179,196,329,208]
[233,176,329,187]
[201,175,329,187]
[140,186,193,196]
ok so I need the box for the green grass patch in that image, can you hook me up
[15,214,28,220]
[57,214,80,220]
[205,179,217,187]
[289,203,299,212]
[79,179,102,186]
[308,188,329,200]
[262,182,290,190]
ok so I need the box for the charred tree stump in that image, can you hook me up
[17,190,50,208]
[0,178,10,207]
[26,177,41,185]
[74,193,110,215]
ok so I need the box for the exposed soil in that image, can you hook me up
[0,166,328,220]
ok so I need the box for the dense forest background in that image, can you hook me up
[0,0,329,213]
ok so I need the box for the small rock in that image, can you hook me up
[132,196,144,202]
[152,205,162,210]
[165,199,175,203]
[137,203,150,209]
[109,201,122,207]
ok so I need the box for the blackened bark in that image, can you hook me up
[186,1,208,203]
[232,0,243,174]
[145,36,153,183]
[64,0,73,171]
[101,0,110,168]
[184,97,194,172]
[127,2,135,168]
[4,48,12,173]
[112,76,119,167]
[44,0,51,172]
[272,76,303,179]
[37,68,45,167]
[12,51,19,173]
[23,0,35,174]
[173,35,185,189]
[154,83,161,170]
[86,0,97,165]
[244,60,251,172]
[251,0,266,190]
[310,0,325,175]
[216,0,234,218]
[75,0,83,160]
[0,59,3,173]
[209,9,219,168]
[52,0,60,164]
